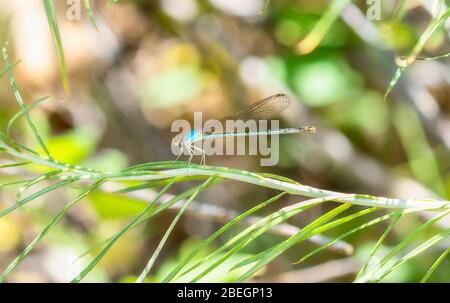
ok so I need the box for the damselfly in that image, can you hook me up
[172,93,316,164]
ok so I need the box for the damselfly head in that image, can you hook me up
[171,133,184,148]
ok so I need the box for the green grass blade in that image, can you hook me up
[0,178,77,218]
[16,169,63,201]
[288,207,380,265]
[234,203,352,282]
[238,207,377,269]
[0,59,20,78]
[416,51,450,60]
[385,7,450,100]
[2,47,53,158]
[384,66,406,101]
[83,0,98,30]
[162,192,286,282]
[0,180,105,282]
[378,229,450,282]
[136,177,216,282]
[0,161,30,169]
[71,181,175,282]
[296,0,350,54]
[355,210,402,280]
[393,103,447,197]
[43,0,70,93]
[181,196,330,282]
[7,96,49,137]
[299,209,432,264]
[73,180,221,264]
[420,246,450,283]
[356,209,450,282]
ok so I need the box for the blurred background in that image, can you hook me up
[0,0,449,282]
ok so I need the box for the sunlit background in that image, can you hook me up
[0,0,449,282]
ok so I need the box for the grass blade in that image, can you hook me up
[71,181,175,282]
[385,7,450,100]
[356,209,450,282]
[296,0,350,54]
[0,59,20,78]
[180,196,330,282]
[233,203,352,282]
[43,0,70,93]
[0,178,77,218]
[2,47,53,158]
[7,96,49,137]
[0,161,30,169]
[0,180,105,282]
[136,177,216,282]
[420,246,450,283]
[162,192,286,282]
[83,0,98,30]
[355,210,402,280]
[378,229,450,281]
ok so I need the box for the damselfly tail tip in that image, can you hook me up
[303,126,316,133]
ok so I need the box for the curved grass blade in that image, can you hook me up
[356,209,450,282]
[16,169,63,201]
[0,178,77,218]
[71,181,175,282]
[393,103,446,197]
[177,197,328,282]
[385,7,450,101]
[377,229,450,282]
[298,209,428,264]
[162,192,286,282]
[236,206,378,269]
[7,96,49,137]
[420,246,450,283]
[83,0,98,30]
[0,180,105,282]
[117,176,210,193]
[0,179,34,187]
[233,203,352,282]
[123,161,191,172]
[188,196,350,282]
[0,161,30,169]
[0,59,20,78]
[73,180,220,265]
[296,0,350,54]
[2,47,52,158]
[136,177,216,282]
[415,52,450,61]
[43,0,70,94]
[355,210,402,280]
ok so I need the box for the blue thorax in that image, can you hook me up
[184,129,201,143]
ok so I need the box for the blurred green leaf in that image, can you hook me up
[139,67,203,108]
[379,21,415,50]
[292,55,362,106]
[45,128,99,165]
[89,191,147,219]
[393,103,447,198]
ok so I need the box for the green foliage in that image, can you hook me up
[0,1,449,283]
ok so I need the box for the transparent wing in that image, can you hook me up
[205,94,292,134]
[225,93,292,121]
